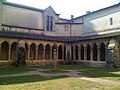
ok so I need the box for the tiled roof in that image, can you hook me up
[2,1,44,12]
[0,31,119,43]
[73,3,120,20]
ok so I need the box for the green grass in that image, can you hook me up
[0,67,34,75]
[0,75,119,90]
[30,64,96,70]
[80,68,120,82]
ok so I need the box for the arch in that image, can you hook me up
[93,43,98,61]
[71,45,73,60]
[1,41,9,60]
[58,45,63,60]
[100,43,106,61]
[30,43,36,60]
[52,45,57,60]
[75,45,78,60]
[11,42,17,60]
[25,43,28,60]
[64,46,66,60]
[87,44,91,60]
[81,45,84,60]
[45,44,51,60]
[38,44,44,60]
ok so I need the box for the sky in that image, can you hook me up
[7,0,120,19]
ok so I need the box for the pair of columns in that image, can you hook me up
[27,46,64,61]
[72,45,107,61]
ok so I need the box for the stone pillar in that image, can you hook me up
[62,47,64,60]
[97,47,100,61]
[78,46,81,60]
[28,46,30,60]
[105,46,107,61]
[35,46,38,60]
[62,47,65,64]
[90,47,93,61]
[56,47,58,60]
[53,48,57,70]
[8,45,11,61]
[50,47,52,60]
[73,46,76,61]
[43,46,45,60]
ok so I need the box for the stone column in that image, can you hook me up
[84,46,87,60]
[105,46,107,61]
[73,46,76,61]
[35,46,38,60]
[62,47,65,64]
[28,46,30,60]
[90,47,93,61]
[8,45,11,61]
[97,46,100,61]
[56,47,58,60]
[43,46,45,60]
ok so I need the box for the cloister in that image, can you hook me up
[0,37,109,66]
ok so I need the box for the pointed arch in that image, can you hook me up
[100,43,106,61]
[45,44,51,60]
[58,45,63,60]
[87,44,91,60]
[30,43,36,60]
[38,44,44,60]
[93,43,98,61]
[75,45,78,60]
[81,45,84,60]
[11,42,17,60]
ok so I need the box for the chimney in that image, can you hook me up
[71,15,74,20]
[86,11,91,14]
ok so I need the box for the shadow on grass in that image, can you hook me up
[80,68,120,81]
[0,66,34,75]
[0,75,69,85]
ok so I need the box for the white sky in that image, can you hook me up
[7,0,120,19]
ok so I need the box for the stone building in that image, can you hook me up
[0,0,120,67]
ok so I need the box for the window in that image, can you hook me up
[46,15,53,31]
[110,18,113,25]
[64,25,68,31]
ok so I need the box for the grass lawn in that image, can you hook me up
[30,64,96,70]
[80,68,120,82]
[0,75,120,90]
[0,67,34,75]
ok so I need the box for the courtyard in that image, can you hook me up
[0,65,120,90]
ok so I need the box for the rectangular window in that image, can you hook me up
[110,18,113,25]
[46,16,53,31]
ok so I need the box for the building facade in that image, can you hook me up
[0,0,120,67]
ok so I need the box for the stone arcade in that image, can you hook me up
[0,0,120,67]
